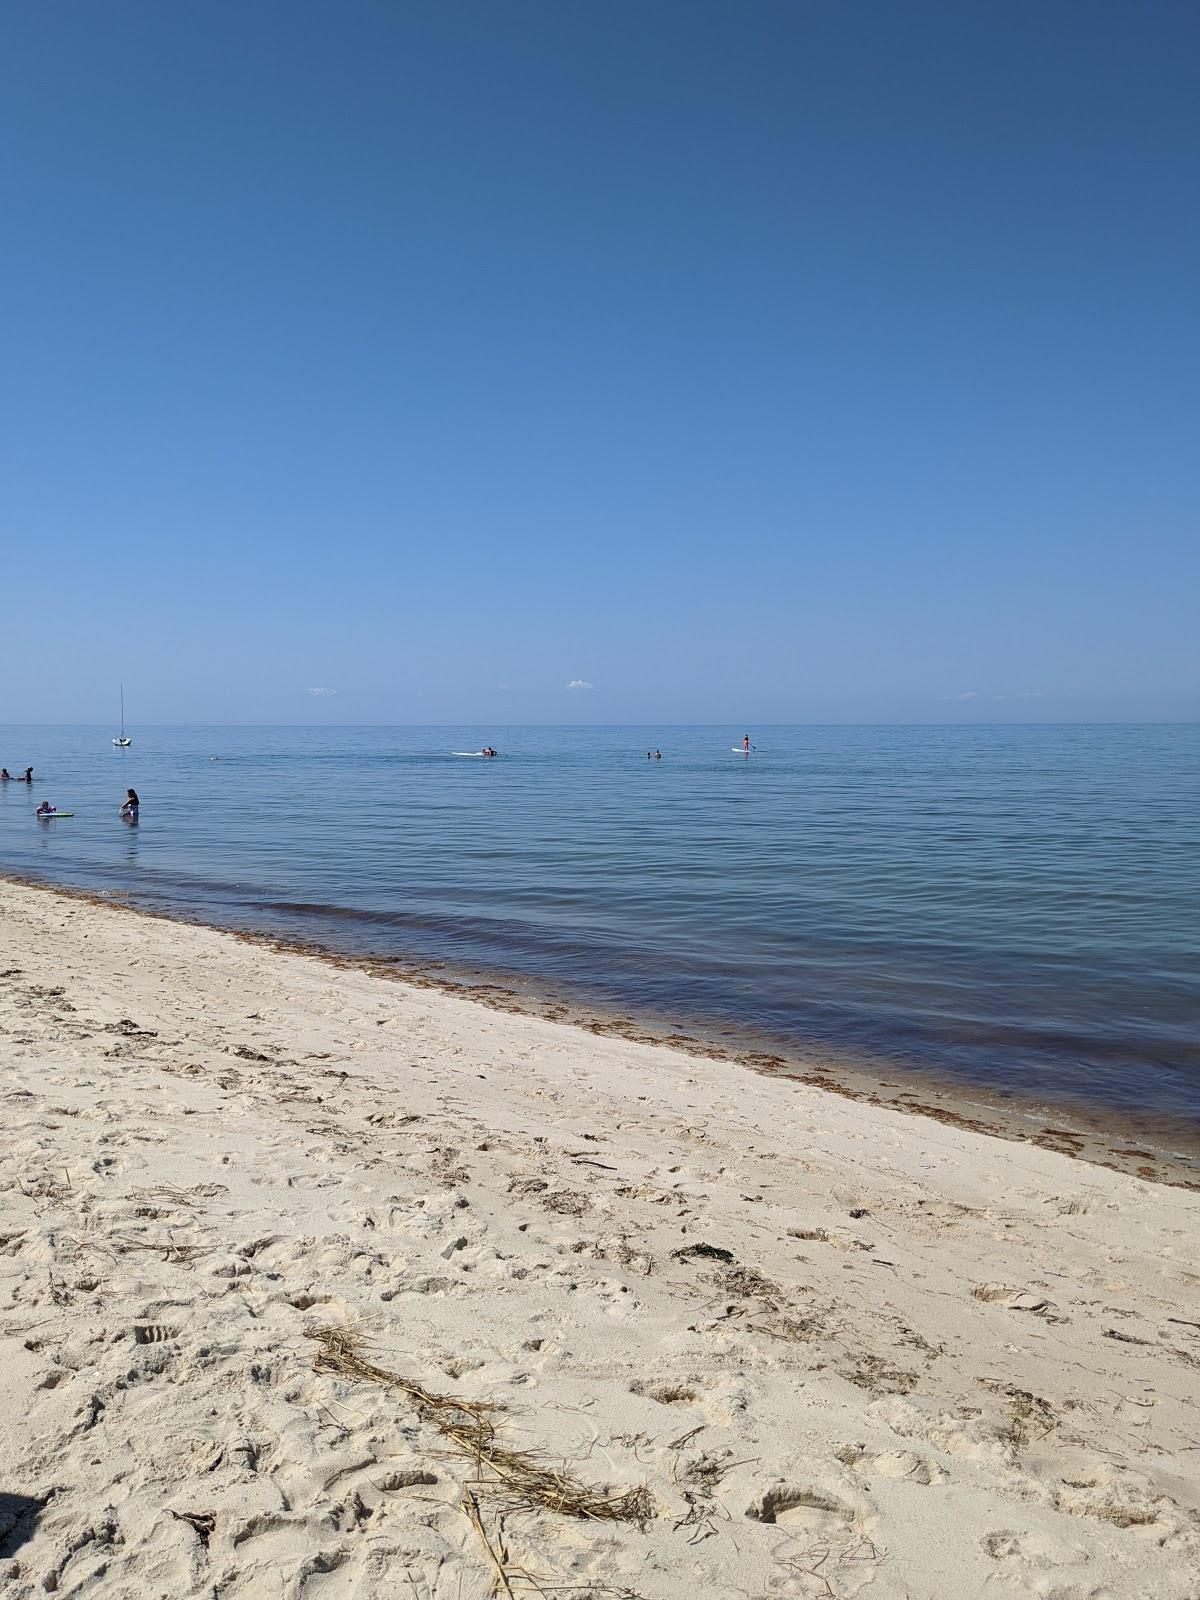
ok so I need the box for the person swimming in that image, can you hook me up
[0,769,10,781]
[36,801,55,816]
[482,747,497,758]
[120,788,140,816]
[22,767,33,782]
[655,749,662,760]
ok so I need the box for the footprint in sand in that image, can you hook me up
[629,1379,698,1407]
[984,1529,1090,1566]
[747,1484,861,1533]
[133,1324,179,1344]
[840,1445,944,1485]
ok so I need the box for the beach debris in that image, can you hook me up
[848,1208,870,1219]
[462,1490,518,1596]
[672,1242,734,1264]
[980,1381,1058,1451]
[842,1354,918,1394]
[541,1189,591,1216]
[168,1508,216,1546]
[971,1284,1056,1315]
[506,1176,548,1196]
[307,1325,653,1524]
[784,1537,888,1595]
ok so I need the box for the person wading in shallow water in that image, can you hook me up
[120,788,140,817]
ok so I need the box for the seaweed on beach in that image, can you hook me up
[980,1379,1058,1450]
[306,1325,653,1525]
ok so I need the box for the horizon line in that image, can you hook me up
[2,720,1197,731]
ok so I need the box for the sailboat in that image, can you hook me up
[113,685,132,747]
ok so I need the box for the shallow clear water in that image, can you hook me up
[2,724,1197,1129]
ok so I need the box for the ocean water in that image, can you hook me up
[2,723,1197,1134]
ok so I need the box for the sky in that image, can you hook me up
[1,1,1197,725]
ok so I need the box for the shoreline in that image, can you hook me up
[2,874,1199,1598]
[4,868,1198,1189]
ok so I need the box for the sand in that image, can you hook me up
[1,878,1197,1599]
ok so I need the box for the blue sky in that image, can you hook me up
[2,1,1196,724]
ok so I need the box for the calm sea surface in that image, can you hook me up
[2,724,1197,1134]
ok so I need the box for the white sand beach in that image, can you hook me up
[1,876,1198,1599]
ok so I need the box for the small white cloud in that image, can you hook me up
[566,679,594,691]
[497,681,509,690]
[943,689,979,702]
[307,686,337,697]
[1016,689,1044,700]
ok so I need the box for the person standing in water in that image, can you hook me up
[741,733,751,754]
[22,767,33,782]
[120,788,140,817]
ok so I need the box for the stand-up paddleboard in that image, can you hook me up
[732,747,753,754]
[452,751,486,757]
[36,811,74,818]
